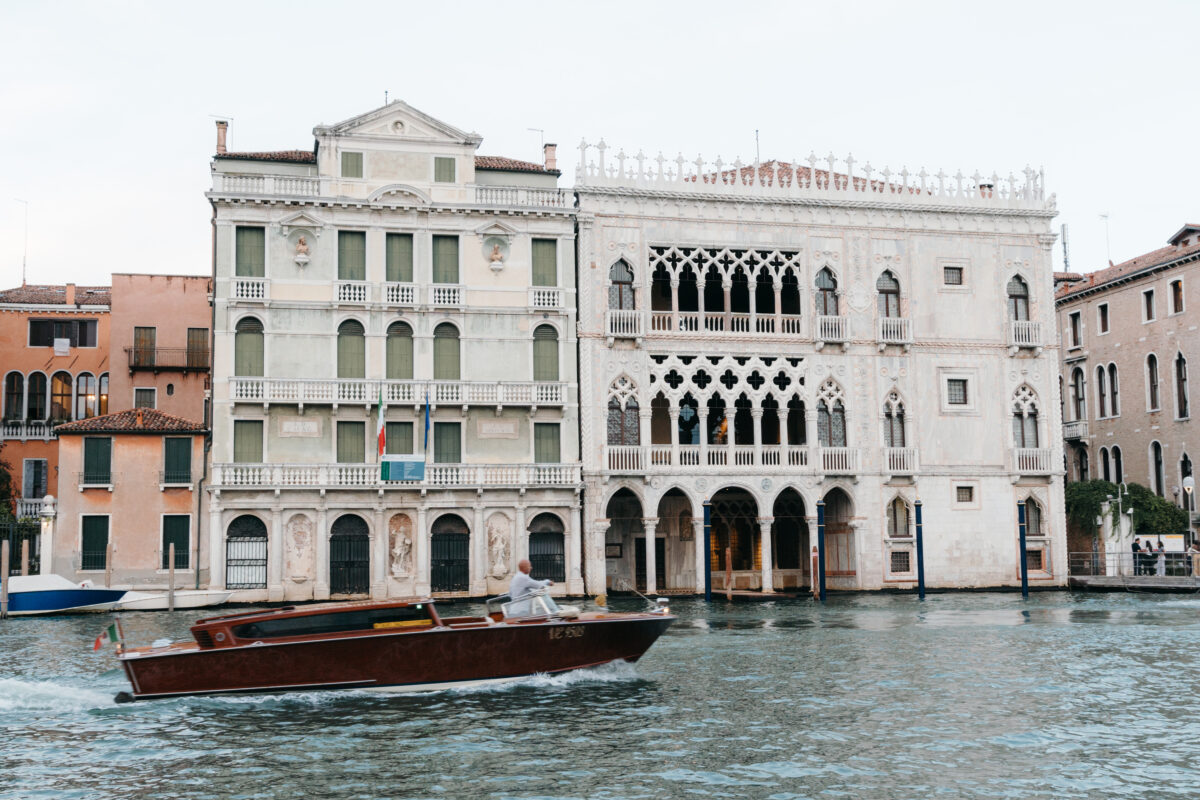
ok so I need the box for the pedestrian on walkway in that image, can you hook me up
[1156,539,1167,576]
[1132,538,1144,575]
[1188,541,1200,577]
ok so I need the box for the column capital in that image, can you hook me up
[757,516,775,525]
[642,517,659,529]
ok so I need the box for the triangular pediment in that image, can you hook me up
[474,220,521,238]
[278,210,327,232]
[314,100,482,146]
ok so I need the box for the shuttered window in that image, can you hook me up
[187,328,208,368]
[385,422,414,455]
[83,437,112,484]
[337,320,366,379]
[434,157,455,183]
[161,515,190,569]
[386,322,414,380]
[432,236,459,283]
[338,231,366,280]
[434,422,461,463]
[234,317,264,377]
[133,327,156,367]
[532,239,557,287]
[81,516,109,570]
[337,421,365,463]
[433,324,460,380]
[386,233,414,282]
[341,151,363,178]
[164,437,191,483]
[532,326,558,381]
[235,226,265,277]
[534,423,560,463]
[233,420,263,463]
[22,458,47,499]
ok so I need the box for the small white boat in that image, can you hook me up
[4,575,127,616]
[114,590,234,611]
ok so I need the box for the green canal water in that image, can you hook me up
[2,591,1200,799]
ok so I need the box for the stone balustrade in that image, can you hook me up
[212,462,581,489]
[230,378,567,408]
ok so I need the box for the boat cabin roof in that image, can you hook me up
[195,597,436,627]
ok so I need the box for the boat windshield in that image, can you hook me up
[231,604,433,640]
[501,591,561,619]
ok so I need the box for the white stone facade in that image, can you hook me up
[575,146,1068,593]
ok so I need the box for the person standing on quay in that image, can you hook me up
[1132,538,1143,575]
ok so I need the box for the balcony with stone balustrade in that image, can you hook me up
[1013,447,1053,475]
[211,462,581,490]
[603,444,873,476]
[229,378,568,411]
[1,420,57,442]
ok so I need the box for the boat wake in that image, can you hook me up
[0,678,115,713]
[447,659,643,695]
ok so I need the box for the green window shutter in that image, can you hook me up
[386,233,414,282]
[161,515,190,569]
[433,328,460,380]
[434,157,456,183]
[532,328,558,381]
[432,236,459,283]
[164,437,191,482]
[235,227,265,277]
[434,422,461,463]
[341,151,363,178]
[233,420,263,463]
[385,422,414,455]
[337,421,366,463]
[337,326,366,379]
[83,437,112,483]
[385,324,414,379]
[234,330,264,376]
[532,239,557,287]
[81,516,109,569]
[534,423,561,463]
[338,231,366,280]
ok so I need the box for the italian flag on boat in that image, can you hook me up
[93,622,120,651]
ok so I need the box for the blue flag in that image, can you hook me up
[423,389,430,451]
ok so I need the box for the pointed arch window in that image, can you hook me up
[1112,445,1124,484]
[876,271,901,318]
[1152,441,1165,496]
[1012,386,1040,448]
[886,497,911,538]
[1096,366,1108,418]
[883,392,905,447]
[1147,354,1160,411]
[1071,367,1086,421]
[1026,499,1044,537]
[1108,363,1120,416]
[337,320,366,379]
[609,260,635,310]
[1101,447,1111,482]
[817,401,846,447]
[1176,353,1190,418]
[532,325,559,382]
[385,321,413,380]
[1007,276,1030,321]
[815,268,838,316]
[607,397,639,446]
[433,323,460,380]
[234,317,264,377]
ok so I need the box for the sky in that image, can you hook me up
[1,0,1195,288]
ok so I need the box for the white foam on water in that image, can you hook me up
[0,678,115,712]
[448,659,643,695]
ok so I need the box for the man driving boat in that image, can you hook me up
[509,559,552,602]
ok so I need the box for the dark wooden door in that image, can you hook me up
[634,537,666,591]
[431,532,469,592]
[330,534,370,595]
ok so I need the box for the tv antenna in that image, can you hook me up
[1061,223,1070,271]
[1099,212,1112,264]
[14,199,28,286]
[528,128,544,150]
[755,129,760,163]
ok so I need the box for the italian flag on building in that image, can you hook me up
[93,623,119,651]
[377,388,386,456]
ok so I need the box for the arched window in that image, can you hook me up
[1101,447,1111,482]
[234,317,264,377]
[1096,366,1108,418]
[1176,353,1190,418]
[337,320,366,379]
[50,371,72,421]
[1071,367,1086,421]
[1151,441,1165,496]
[1112,445,1124,484]
[815,268,838,316]
[225,514,267,590]
[97,373,108,416]
[609,260,635,310]
[1078,449,1089,482]
[1026,499,1044,537]
[1108,363,1120,416]
[1182,454,1195,512]
[1007,276,1030,321]
[876,271,900,318]
[817,384,846,447]
[886,497,910,538]
[26,373,46,420]
[532,325,559,382]
[780,268,801,315]
[385,321,413,380]
[528,513,566,582]
[433,323,460,380]
[3,372,23,420]
[75,372,96,420]
[1012,385,1040,448]
[607,397,639,446]
[1147,354,1160,411]
[883,391,905,447]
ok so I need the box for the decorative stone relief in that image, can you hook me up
[483,238,508,272]
[388,513,413,577]
[285,514,314,583]
[487,513,512,578]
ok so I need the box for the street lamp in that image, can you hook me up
[1185,476,1195,544]
[1106,482,1131,574]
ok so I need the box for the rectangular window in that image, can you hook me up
[890,550,911,574]
[22,458,47,500]
[134,388,156,409]
[337,421,366,463]
[432,235,459,283]
[187,328,208,368]
[338,231,367,280]
[943,266,963,286]
[233,420,263,463]
[163,437,191,483]
[1171,279,1185,314]
[385,233,414,283]
[133,326,156,367]
[28,319,97,348]
[1069,311,1081,347]
[1097,303,1109,334]
[81,515,109,570]
[534,423,561,463]
[161,515,190,570]
[532,239,558,287]
[947,379,968,405]
[956,486,974,503]
[82,437,112,484]
[385,421,414,455]
[1143,289,1156,321]
[434,422,461,463]
[1026,549,1044,571]
[235,226,265,277]
[434,157,456,183]
[341,151,363,178]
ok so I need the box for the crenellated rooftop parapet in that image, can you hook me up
[575,140,1054,212]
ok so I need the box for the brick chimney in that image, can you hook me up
[543,143,557,172]
[136,408,144,427]
[215,120,228,155]
[65,283,75,305]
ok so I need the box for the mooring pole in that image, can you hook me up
[1018,500,1029,598]
[168,543,176,612]
[1,539,9,620]
[816,500,827,602]
[105,541,113,589]
[20,539,29,577]
[724,547,732,601]
[915,499,925,600]
[703,500,712,602]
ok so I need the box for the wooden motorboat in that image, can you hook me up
[114,592,674,702]
[113,589,233,611]
[5,575,127,616]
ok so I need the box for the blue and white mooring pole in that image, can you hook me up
[703,500,712,602]
[1017,500,1029,598]
[914,499,925,600]
[816,500,827,602]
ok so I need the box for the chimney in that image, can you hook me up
[136,408,144,427]
[65,283,75,305]
[215,120,228,155]
[543,142,557,172]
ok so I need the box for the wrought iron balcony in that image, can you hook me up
[126,347,210,373]
[211,462,581,489]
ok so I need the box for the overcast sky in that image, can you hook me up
[1,0,1194,288]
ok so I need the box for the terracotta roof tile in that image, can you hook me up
[1056,239,1200,300]
[1054,271,1085,282]
[55,409,205,435]
[475,155,557,175]
[0,284,111,306]
[214,150,317,163]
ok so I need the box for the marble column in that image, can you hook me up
[268,507,284,601]
[758,516,775,593]
[752,408,764,466]
[314,506,329,600]
[806,409,819,470]
[698,408,709,466]
[371,506,386,599]
[471,504,486,595]
[415,505,430,595]
[670,278,680,331]
[208,494,223,590]
[643,517,659,595]
[568,501,584,595]
[515,505,528,564]
[587,517,610,595]
[692,517,707,595]
[669,407,680,466]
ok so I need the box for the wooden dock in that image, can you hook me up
[1070,575,1200,593]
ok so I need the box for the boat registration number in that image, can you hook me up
[549,625,585,640]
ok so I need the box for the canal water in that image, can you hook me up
[3,591,1200,799]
